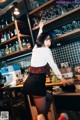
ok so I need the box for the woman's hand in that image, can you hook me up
[38,20,45,29]
[37,20,45,37]
[60,78,70,86]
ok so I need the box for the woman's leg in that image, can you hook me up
[33,96,48,120]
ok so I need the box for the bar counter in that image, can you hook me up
[0,77,80,120]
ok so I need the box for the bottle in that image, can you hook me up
[22,39,27,48]
[14,29,17,36]
[5,45,10,54]
[11,44,15,52]
[3,32,7,41]
[11,15,15,22]
[26,39,31,49]
[9,44,12,53]
[10,31,14,38]
[1,33,4,43]
[7,32,11,40]
[15,41,20,51]
[5,20,8,26]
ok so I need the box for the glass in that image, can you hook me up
[33,17,39,27]
[72,20,78,29]
[77,20,80,28]
[67,23,73,32]
[54,29,62,36]
[62,25,68,34]
[60,5,67,15]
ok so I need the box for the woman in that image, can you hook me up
[23,21,69,120]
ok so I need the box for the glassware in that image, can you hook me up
[62,25,68,34]
[33,18,39,27]
[67,23,73,32]
[72,20,78,29]
[5,45,10,55]
[77,20,80,28]
[15,41,20,51]
[60,5,67,15]
[22,39,27,48]
[54,29,62,36]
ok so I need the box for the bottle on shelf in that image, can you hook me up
[22,39,27,48]
[9,44,12,53]
[11,15,15,22]
[5,20,8,26]
[3,32,7,41]
[7,31,11,40]
[1,19,5,28]
[5,45,10,55]
[26,39,31,49]
[10,31,14,38]
[15,41,20,51]
[1,33,4,43]
[14,29,17,36]
[11,44,16,52]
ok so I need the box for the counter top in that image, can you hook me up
[1,77,79,89]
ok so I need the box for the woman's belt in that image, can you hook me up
[29,64,51,76]
[30,66,45,74]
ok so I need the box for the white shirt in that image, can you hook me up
[31,45,62,79]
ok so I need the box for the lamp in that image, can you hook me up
[13,2,20,15]
[0,0,6,3]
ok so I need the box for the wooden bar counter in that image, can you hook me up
[0,77,80,120]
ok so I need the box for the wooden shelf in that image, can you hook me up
[0,48,32,60]
[0,36,18,46]
[54,29,80,41]
[0,34,30,47]
[0,20,25,32]
[32,7,80,31]
[19,34,30,38]
[29,0,54,16]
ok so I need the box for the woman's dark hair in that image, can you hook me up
[36,32,53,47]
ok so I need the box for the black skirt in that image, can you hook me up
[23,73,46,96]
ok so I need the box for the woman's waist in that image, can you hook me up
[29,66,46,74]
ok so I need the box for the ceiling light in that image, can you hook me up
[0,0,6,3]
[14,8,20,15]
[13,2,20,16]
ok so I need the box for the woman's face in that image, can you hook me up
[44,35,51,47]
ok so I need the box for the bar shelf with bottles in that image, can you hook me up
[0,48,32,60]
[0,18,32,59]
[28,0,80,42]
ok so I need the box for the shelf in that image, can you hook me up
[0,34,30,47]
[54,29,80,41]
[29,0,54,16]
[0,48,32,60]
[0,20,25,32]
[32,7,80,31]
[19,34,30,38]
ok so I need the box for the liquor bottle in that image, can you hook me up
[11,44,15,52]
[7,31,11,40]
[22,39,27,48]
[11,15,15,22]
[5,20,8,26]
[10,31,14,38]
[26,39,31,49]
[14,29,17,36]
[15,41,20,51]
[5,45,10,54]
[9,44,12,53]
[4,32,7,41]
[1,33,4,43]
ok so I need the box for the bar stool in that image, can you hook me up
[27,92,57,120]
